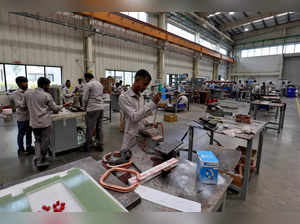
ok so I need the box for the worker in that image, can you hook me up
[236,80,242,101]
[25,77,62,168]
[82,72,104,152]
[63,80,74,105]
[231,81,237,99]
[268,81,274,94]
[252,80,260,100]
[119,69,161,150]
[261,82,266,95]
[76,78,85,106]
[177,94,189,110]
[13,76,34,155]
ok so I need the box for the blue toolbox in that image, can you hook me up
[196,151,219,184]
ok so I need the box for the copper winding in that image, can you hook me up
[99,167,141,193]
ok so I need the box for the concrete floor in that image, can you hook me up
[0,97,299,212]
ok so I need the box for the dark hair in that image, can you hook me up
[116,82,120,88]
[135,69,152,81]
[84,72,94,79]
[38,77,51,88]
[15,76,28,86]
[65,80,70,85]
[78,78,83,84]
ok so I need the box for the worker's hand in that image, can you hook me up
[63,103,72,107]
[152,122,158,128]
[152,93,162,105]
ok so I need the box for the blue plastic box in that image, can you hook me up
[196,151,219,184]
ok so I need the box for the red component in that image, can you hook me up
[56,200,60,205]
[47,206,51,211]
[53,204,57,209]
[42,205,47,210]
[61,202,66,206]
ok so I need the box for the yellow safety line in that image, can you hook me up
[296,98,300,119]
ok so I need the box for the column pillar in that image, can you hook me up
[193,53,200,78]
[157,13,166,83]
[212,59,220,80]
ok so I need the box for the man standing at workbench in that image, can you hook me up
[82,72,104,152]
[13,76,34,155]
[25,77,63,168]
[119,69,161,150]
[63,80,74,105]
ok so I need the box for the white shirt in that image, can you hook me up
[63,86,73,104]
[13,88,29,121]
[25,88,62,129]
[82,79,104,112]
[119,88,156,149]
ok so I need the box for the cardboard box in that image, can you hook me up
[196,151,219,185]
[164,113,177,122]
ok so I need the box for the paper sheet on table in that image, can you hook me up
[135,185,201,212]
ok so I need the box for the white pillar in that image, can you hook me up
[193,53,200,78]
[157,13,166,84]
[212,60,219,81]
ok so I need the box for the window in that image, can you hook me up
[116,71,124,83]
[219,48,227,55]
[248,49,254,57]
[277,45,283,54]
[46,67,62,86]
[295,43,300,53]
[254,48,262,57]
[105,70,135,86]
[105,70,115,78]
[124,72,133,86]
[284,44,295,54]
[240,43,300,58]
[5,64,26,91]
[0,64,5,92]
[241,49,248,58]
[261,47,270,56]
[0,63,62,92]
[269,46,278,55]
[27,65,45,89]
[121,12,148,23]
[167,23,195,42]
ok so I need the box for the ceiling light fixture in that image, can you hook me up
[215,12,221,15]
[229,12,235,15]
[244,28,249,31]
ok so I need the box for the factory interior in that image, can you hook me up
[0,11,300,213]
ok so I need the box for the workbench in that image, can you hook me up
[0,157,141,210]
[129,145,241,212]
[186,119,266,200]
[50,101,112,155]
[249,100,286,134]
[51,109,86,155]
[261,95,281,101]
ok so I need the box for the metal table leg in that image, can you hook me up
[209,130,214,145]
[275,106,279,121]
[248,103,252,115]
[241,139,253,200]
[254,105,257,120]
[109,100,112,123]
[256,129,264,175]
[281,104,286,130]
[278,107,283,133]
[188,126,194,161]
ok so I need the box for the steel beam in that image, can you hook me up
[79,12,234,63]
[220,13,278,31]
